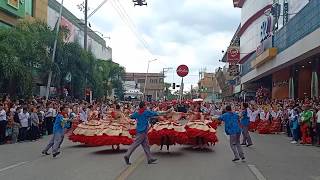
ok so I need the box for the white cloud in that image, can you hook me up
[62,0,241,89]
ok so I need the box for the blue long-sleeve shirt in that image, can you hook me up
[218,112,241,135]
[240,109,250,127]
[130,110,159,133]
[53,114,64,134]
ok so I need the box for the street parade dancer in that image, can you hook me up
[218,105,245,162]
[124,101,172,165]
[42,106,72,157]
[147,109,188,151]
[69,104,133,148]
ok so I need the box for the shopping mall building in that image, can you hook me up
[230,0,320,100]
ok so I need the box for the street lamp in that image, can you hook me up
[143,59,158,99]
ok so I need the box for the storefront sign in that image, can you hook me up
[251,48,277,68]
[273,80,289,87]
[260,16,273,42]
[234,85,241,94]
[227,46,240,63]
[228,63,240,76]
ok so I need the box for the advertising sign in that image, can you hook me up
[176,65,189,77]
[227,46,240,63]
[8,0,19,9]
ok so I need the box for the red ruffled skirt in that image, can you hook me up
[69,134,133,146]
[129,129,136,136]
[148,129,188,146]
[269,120,281,133]
[257,121,271,134]
[185,127,218,145]
[249,120,260,132]
[208,120,221,130]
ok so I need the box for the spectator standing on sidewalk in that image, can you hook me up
[30,107,40,141]
[44,103,54,135]
[316,106,320,146]
[18,107,30,142]
[218,105,245,162]
[0,104,7,145]
[12,106,21,143]
[289,108,300,144]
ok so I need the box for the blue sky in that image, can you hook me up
[63,0,241,88]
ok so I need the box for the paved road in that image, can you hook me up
[1,128,320,180]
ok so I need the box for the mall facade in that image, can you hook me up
[230,0,320,100]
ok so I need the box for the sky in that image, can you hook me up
[63,0,241,89]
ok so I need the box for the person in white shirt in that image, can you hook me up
[18,108,30,142]
[316,107,320,145]
[79,106,88,123]
[0,104,7,144]
[45,103,54,135]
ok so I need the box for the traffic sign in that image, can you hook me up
[176,65,189,77]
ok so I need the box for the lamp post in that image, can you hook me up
[143,59,158,100]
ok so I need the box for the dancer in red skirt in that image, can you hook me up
[148,110,188,151]
[69,105,133,149]
[185,111,218,149]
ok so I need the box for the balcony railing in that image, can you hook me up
[274,0,320,53]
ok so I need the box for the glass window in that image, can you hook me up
[25,0,33,16]
[137,79,145,83]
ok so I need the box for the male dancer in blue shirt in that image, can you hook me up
[42,106,69,157]
[124,101,171,165]
[219,105,245,162]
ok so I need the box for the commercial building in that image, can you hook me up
[197,72,221,101]
[123,72,164,101]
[231,0,319,100]
[48,0,112,60]
[0,0,48,27]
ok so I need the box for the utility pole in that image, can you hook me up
[84,0,88,50]
[162,67,173,100]
[45,0,64,101]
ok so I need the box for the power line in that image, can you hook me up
[88,0,109,19]
[115,0,150,49]
[110,0,153,56]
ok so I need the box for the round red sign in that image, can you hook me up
[176,65,189,77]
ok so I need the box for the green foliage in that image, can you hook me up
[0,20,125,99]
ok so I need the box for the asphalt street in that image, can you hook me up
[1,128,320,180]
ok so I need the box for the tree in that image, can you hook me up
[0,20,54,97]
[0,20,126,100]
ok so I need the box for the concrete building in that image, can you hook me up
[198,72,221,100]
[231,0,319,100]
[123,72,164,101]
[48,0,112,60]
[0,0,48,27]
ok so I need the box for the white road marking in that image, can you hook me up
[0,161,28,173]
[248,164,267,180]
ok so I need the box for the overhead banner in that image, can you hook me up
[227,46,240,63]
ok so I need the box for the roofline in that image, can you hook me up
[233,0,246,8]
